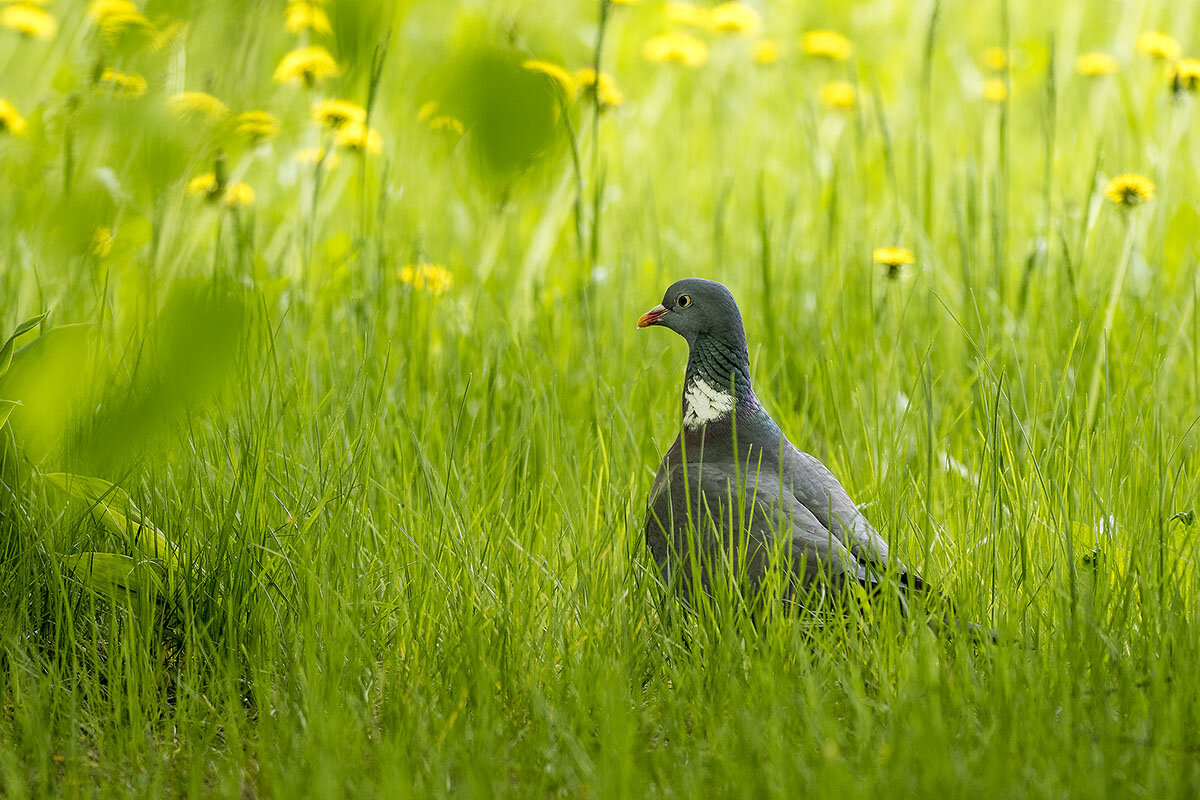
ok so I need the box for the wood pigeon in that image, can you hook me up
[639,278,929,609]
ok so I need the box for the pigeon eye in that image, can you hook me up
[677,295,692,308]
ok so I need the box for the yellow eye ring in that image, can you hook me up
[677,295,692,308]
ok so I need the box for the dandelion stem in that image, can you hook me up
[587,0,612,271]
[1084,216,1137,429]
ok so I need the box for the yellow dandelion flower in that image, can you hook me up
[1104,174,1154,207]
[664,2,709,27]
[89,227,114,258]
[523,60,577,96]
[88,0,155,42]
[1076,52,1118,77]
[428,115,464,135]
[273,46,339,87]
[149,19,186,52]
[285,1,331,35]
[168,91,229,120]
[223,182,254,208]
[417,101,439,121]
[1135,31,1181,61]
[982,46,1007,71]
[642,31,708,67]
[186,173,220,200]
[873,246,914,279]
[708,2,759,34]
[87,0,136,23]
[312,98,366,129]
[982,78,1008,103]
[335,120,382,154]
[398,263,453,296]
[752,39,780,65]
[295,147,338,168]
[0,99,27,135]
[1171,58,1200,93]
[235,110,280,141]
[1,4,57,39]
[575,68,624,108]
[819,81,856,110]
[873,246,915,266]
[98,68,148,98]
[802,30,852,61]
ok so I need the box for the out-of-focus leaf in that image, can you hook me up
[44,472,177,568]
[0,323,94,460]
[77,281,246,470]
[0,399,19,429]
[0,311,49,377]
[64,552,164,605]
[438,42,559,179]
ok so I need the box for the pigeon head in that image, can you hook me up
[639,278,759,430]
[636,278,745,345]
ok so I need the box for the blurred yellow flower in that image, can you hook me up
[87,0,136,23]
[802,30,852,61]
[88,0,154,42]
[150,19,186,52]
[819,81,856,110]
[982,46,1007,71]
[186,173,255,207]
[575,68,624,108]
[1135,31,1181,61]
[312,98,366,129]
[878,247,912,278]
[751,39,780,65]
[274,46,339,86]
[982,78,1008,103]
[398,263,453,295]
[335,120,382,154]
[523,60,577,96]
[708,2,759,34]
[428,115,464,135]
[1104,174,1154,207]
[873,246,914,278]
[98,68,148,98]
[642,31,708,67]
[873,247,915,265]
[1,4,57,39]
[1171,58,1200,93]
[223,182,254,208]
[89,227,114,258]
[235,110,280,141]
[664,2,709,27]
[186,173,220,200]
[168,91,229,120]
[295,147,338,168]
[1075,52,1118,76]
[285,1,331,35]
[0,99,27,135]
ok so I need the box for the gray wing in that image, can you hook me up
[779,440,924,587]
[645,458,859,604]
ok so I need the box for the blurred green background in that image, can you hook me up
[2,0,1200,796]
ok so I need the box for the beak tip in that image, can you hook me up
[637,304,668,329]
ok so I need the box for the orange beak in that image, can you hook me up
[637,304,669,328]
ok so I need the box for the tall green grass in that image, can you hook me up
[3,0,1200,796]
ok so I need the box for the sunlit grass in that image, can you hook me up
[2,0,1200,796]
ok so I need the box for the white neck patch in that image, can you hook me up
[682,377,735,430]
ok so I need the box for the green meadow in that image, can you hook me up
[2,0,1200,796]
